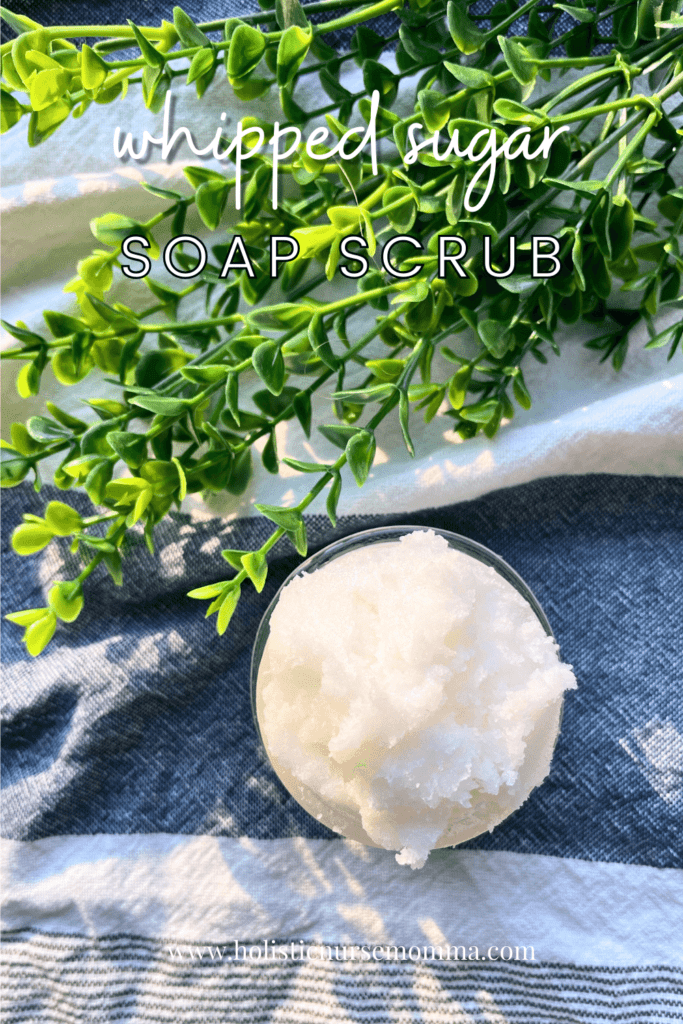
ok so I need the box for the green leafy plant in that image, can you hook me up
[1,0,682,655]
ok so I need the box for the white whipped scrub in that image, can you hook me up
[256,530,577,869]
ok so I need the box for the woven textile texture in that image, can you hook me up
[3,475,682,869]
[4,932,683,1024]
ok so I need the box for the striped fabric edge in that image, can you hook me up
[2,929,682,1024]
[3,838,682,967]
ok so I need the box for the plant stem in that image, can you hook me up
[312,0,402,35]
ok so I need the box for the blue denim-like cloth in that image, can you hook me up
[2,474,682,867]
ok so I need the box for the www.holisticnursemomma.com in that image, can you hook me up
[166,941,537,963]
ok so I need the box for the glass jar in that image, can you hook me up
[251,525,565,851]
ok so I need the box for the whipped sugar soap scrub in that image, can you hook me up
[255,528,577,868]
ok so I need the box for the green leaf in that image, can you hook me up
[382,186,417,233]
[276,0,310,30]
[252,386,299,419]
[84,459,114,505]
[460,399,501,423]
[416,89,450,133]
[614,1,638,46]
[366,358,405,382]
[80,420,115,457]
[291,223,337,259]
[187,45,215,86]
[225,373,240,427]
[52,347,93,386]
[24,610,57,656]
[5,607,48,627]
[447,0,486,54]
[90,212,146,248]
[571,231,585,291]
[139,459,182,497]
[351,24,385,62]
[478,319,511,358]
[129,395,191,416]
[80,535,117,554]
[102,549,123,586]
[173,6,210,47]
[217,585,241,635]
[591,193,612,260]
[2,51,25,91]
[108,431,148,469]
[43,312,87,340]
[141,183,183,202]
[513,373,532,410]
[247,303,311,331]
[17,361,41,397]
[28,67,69,112]
[497,36,537,86]
[1,8,42,33]
[398,390,414,457]
[181,364,230,384]
[319,423,363,449]
[232,75,270,101]
[26,415,71,443]
[183,165,226,188]
[45,402,87,431]
[448,365,472,410]
[326,472,341,527]
[252,341,286,395]
[48,581,83,622]
[443,61,494,90]
[1,456,31,488]
[90,399,135,417]
[254,502,303,532]
[362,60,398,107]
[282,457,330,473]
[262,431,278,474]
[308,314,339,370]
[12,522,54,555]
[1,88,27,132]
[221,548,249,570]
[543,177,605,195]
[195,178,230,230]
[609,196,634,263]
[286,519,308,557]
[224,448,252,495]
[28,96,71,146]
[63,454,104,481]
[497,274,538,294]
[227,25,265,79]
[188,582,226,600]
[276,24,311,88]
[483,401,503,439]
[331,384,394,403]
[10,423,43,456]
[242,550,268,592]
[293,391,311,438]
[493,98,546,126]
[319,68,352,105]
[81,44,108,90]
[345,429,375,486]
[1,319,45,347]
[554,3,594,22]
[128,20,165,69]
[44,501,82,535]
